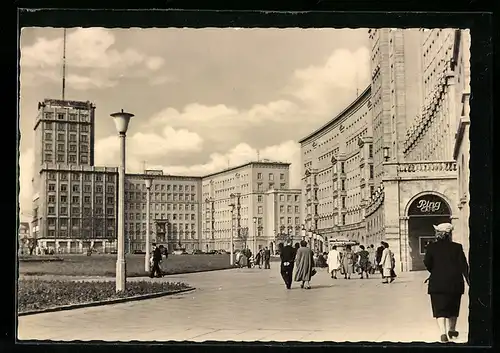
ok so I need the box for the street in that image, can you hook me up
[17,263,469,343]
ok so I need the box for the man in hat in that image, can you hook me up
[424,222,470,343]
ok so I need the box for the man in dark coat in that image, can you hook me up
[263,247,271,269]
[150,244,163,278]
[280,240,296,289]
[246,248,253,268]
[375,243,385,278]
[424,223,469,343]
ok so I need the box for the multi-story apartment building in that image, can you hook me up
[124,170,202,253]
[299,28,469,272]
[201,161,291,254]
[452,30,471,259]
[32,164,118,253]
[31,99,118,253]
[264,188,302,252]
[299,86,372,252]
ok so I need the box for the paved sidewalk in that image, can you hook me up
[18,263,469,343]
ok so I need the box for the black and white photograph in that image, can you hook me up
[17,25,473,343]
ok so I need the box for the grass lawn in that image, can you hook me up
[19,254,234,277]
[18,279,190,313]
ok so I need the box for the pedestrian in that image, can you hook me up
[280,241,295,289]
[424,223,470,343]
[294,240,315,289]
[367,244,376,274]
[327,245,341,279]
[255,250,262,269]
[342,245,355,279]
[375,242,385,278]
[379,242,395,284]
[264,247,271,269]
[246,248,253,268]
[356,245,370,279]
[149,243,163,278]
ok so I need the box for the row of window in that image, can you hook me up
[45,132,89,142]
[126,192,197,202]
[47,183,115,193]
[127,202,197,211]
[47,173,114,182]
[45,142,90,153]
[256,182,287,191]
[44,153,89,164]
[279,205,300,213]
[278,217,301,226]
[45,230,113,238]
[44,122,90,132]
[256,173,286,181]
[127,222,196,231]
[48,195,114,204]
[47,217,114,227]
[48,206,114,216]
[128,213,196,221]
[126,183,196,192]
[44,112,90,121]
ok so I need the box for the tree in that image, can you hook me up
[238,226,249,249]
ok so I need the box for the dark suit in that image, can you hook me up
[424,240,469,317]
[280,245,296,288]
[264,249,271,269]
[150,247,163,278]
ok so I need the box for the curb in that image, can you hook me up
[18,287,195,317]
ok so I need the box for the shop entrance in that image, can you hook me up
[407,194,451,271]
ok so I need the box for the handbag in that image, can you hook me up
[311,268,317,277]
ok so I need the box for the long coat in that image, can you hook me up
[294,246,314,282]
[327,249,341,272]
[379,248,394,276]
[423,240,469,295]
[342,250,355,274]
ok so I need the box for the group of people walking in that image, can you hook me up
[235,247,271,269]
[279,240,316,290]
[325,242,396,283]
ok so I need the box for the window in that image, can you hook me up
[84,196,91,203]
[45,153,52,161]
[287,205,292,213]
[341,162,345,173]
[69,134,77,142]
[69,113,77,121]
[280,195,285,202]
[342,214,346,225]
[369,165,374,179]
[72,196,79,203]
[60,184,67,192]
[57,113,65,120]
[69,144,77,152]
[80,155,88,164]
[295,195,299,202]
[81,125,89,132]
[295,217,300,224]
[48,207,55,215]
[280,183,286,189]
[269,173,274,181]
[280,205,284,213]
[257,173,262,180]
[257,195,263,202]
[44,122,53,129]
[69,154,77,163]
[280,173,285,180]
[57,123,65,131]
[60,218,68,227]
[45,132,53,141]
[60,207,67,215]
[257,183,262,191]
[48,183,56,191]
[48,218,56,226]
[295,206,299,213]
[258,206,263,214]
[342,197,346,208]
[370,186,374,196]
[57,133,65,141]
[341,180,345,191]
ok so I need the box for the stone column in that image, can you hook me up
[78,241,83,254]
[67,241,71,254]
[382,178,403,272]
[102,240,107,253]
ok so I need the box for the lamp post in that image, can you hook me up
[110,109,134,293]
[229,202,235,266]
[253,217,257,255]
[144,176,153,272]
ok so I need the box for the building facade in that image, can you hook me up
[32,164,118,253]
[299,86,372,252]
[201,161,291,254]
[124,170,202,253]
[264,188,302,253]
[299,28,470,272]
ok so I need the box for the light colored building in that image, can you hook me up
[265,188,302,252]
[299,86,372,251]
[124,170,202,253]
[18,222,30,254]
[201,161,291,254]
[452,30,471,259]
[32,164,118,253]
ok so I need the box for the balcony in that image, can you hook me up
[332,173,338,181]
[383,160,458,181]
[360,178,366,187]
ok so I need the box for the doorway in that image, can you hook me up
[407,194,451,271]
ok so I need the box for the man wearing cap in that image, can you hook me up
[424,222,470,343]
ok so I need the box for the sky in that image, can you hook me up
[18,27,371,221]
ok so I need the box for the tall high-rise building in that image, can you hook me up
[31,99,118,253]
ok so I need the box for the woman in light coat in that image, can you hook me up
[327,245,341,279]
[379,241,395,284]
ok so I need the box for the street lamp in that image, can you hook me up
[144,176,153,272]
[110,109,135,293]
[229,201,236,266]
[253,217,257,255]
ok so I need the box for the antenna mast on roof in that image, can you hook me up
[62,28,67,101]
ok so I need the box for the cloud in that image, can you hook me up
[145,140,302,188]
[147,47,370,143]
[18,148,35,222]
[20,28,166,89]
[94,126,204,172]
